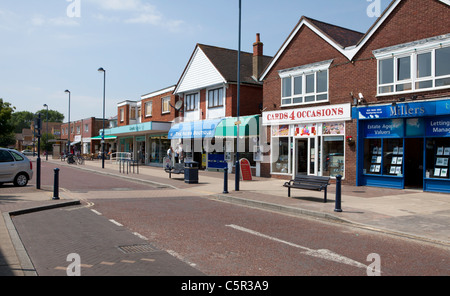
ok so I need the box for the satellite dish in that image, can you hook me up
[174,100,183,111]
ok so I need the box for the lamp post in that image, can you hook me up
[235,0,242,191]
[43,104,49,161]
[64,90,71,154]
[98,67,106,169]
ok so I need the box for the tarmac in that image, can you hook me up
[1,156,449,276]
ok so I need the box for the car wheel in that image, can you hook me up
[14,173,28,187]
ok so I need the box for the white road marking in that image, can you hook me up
[91,209,102,215]
[226,224,367,269]
[133,232,148,240]
[109,219,123,227]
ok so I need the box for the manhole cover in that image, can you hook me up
[117,244,159,254]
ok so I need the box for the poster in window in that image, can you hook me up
[370,165,375,173]
[444,147,450,156]
[434,168,441,177]
[395,166,401,174]
[437,147,444,155]
[396,157,403,165]
[441,168,448,177]
[393,147,398,154]
[398,147,403,155]
[392,157,397,165]
[390,166,396,174]
[372,147,378,155]
[436,158,446,166]
[375,165,381,173]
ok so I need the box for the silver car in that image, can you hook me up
[0,148,33,187]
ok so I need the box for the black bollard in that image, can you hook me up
[223,167,229,194]
[334,174,342,212]
[53,168,60,200]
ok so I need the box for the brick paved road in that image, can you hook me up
[11,203,204,276]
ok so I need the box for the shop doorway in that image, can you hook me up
[296,139,308,175]
[405,138,424,188]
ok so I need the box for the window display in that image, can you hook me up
[323,136,344,177]
[271,137,290,174]
[426,138,450,179]
[364,139,382,175]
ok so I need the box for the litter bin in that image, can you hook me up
[184,161,199,184]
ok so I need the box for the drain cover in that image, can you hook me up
[117,244,159,254]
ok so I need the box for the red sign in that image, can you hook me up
[239,158,252,181]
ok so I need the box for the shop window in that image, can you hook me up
[364,139,382,175]
[322,136,344,177]
[426,138,450,179]
[271,137,290,174]
[383,139,404,175]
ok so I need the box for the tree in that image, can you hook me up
[36,109,64,123]
[0,98,16,147]
[9,111,34,133]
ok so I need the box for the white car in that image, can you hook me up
[0,148,33,187]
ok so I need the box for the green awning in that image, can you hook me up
[215,115,259,138]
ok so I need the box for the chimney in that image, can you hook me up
[253,33,264,80]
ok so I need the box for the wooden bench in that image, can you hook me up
[283,175,331,203]
[165,163,184,178]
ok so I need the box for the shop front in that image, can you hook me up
[104,121,171,166]
[168,115,261,173]
[262,103,352,179]
[354,98,450,193]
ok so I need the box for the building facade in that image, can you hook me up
[170,35,272,173]
[260,0,450,193]
[61,117,108,156]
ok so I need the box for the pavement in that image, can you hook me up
[1,156,449,276]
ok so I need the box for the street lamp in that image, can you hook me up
[64,90,71,154]
[43,104,49,161]
[98,67,106,169]
[235,0,242,191]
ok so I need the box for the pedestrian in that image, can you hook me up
[167,147,174,168]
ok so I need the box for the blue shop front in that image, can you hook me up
[354,98,450,193]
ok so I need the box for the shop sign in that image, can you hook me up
[364,119,404,138]
[262,103,351,126]
[426,116,450,137]
[355,99,450,120]
[239,158,252,181]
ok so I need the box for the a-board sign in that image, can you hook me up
[239,158,252,181]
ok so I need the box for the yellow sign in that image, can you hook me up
[202,154,207,167]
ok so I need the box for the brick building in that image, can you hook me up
[61,117,108,155]
[260,0,450,192]
[170,35,272,172]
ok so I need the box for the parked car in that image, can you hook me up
[21,149,34,156]
[0,148,33,187]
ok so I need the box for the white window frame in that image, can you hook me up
[279,60,332,107]
[161,97,171,114]
[144,101,153,118]
[207,87,224,108]
[375,35,450,96]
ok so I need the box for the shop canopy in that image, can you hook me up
[168,118,224,140]
[214,115,259,138]
[90,135,117,140]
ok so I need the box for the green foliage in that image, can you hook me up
[0,98,16,147]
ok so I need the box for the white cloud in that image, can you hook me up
[89,0,184,31]
[31,15,80,27]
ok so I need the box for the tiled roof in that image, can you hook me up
[305,17,364,48]
[198,44,272,85]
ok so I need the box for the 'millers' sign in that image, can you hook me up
[262,103,351,126]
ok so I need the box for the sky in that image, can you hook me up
[0,0,391,122]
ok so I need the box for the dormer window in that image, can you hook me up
[279,60,331,106]
[375,34,450,95]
